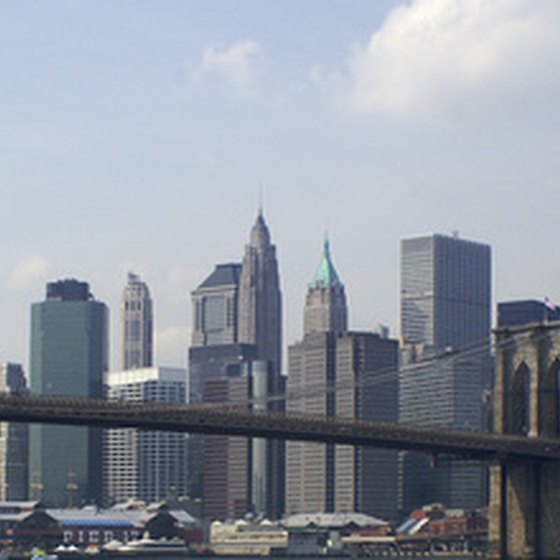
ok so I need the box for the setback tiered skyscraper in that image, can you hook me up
[399,233,491,513]
[121,272,153,370]
[238,210,282,374]
[29,279,108,506]
[0,363,28,501]
[188,211,284,518]
[286,240,399,520]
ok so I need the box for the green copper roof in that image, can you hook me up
[310,238,341,288]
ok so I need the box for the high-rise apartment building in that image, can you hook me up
[286,241,399,520]
[399,234,491,513]
[29,279,108,506]
[121,272,153,370]
[238,211,282,374]
[0,363,28,500]
[104,367,187,504]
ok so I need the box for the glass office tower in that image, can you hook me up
[399,234,491,513]
[29,279,108,507]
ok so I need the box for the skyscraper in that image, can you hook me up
[189,263,246,405]
[303,239,347,335]
[105,367,187,505]
[399,234,491,513]
[29,279,108,506]
[121,272,153,370]
[203,360,283,520]
[286,240,399,520]
[400,234,491,352]
[188,263,255,502]
[0,363,28,500]
[188,212,284,516]
[497,299,560,328]
[238,210,282,374]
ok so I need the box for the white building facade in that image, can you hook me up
[104,367,187,505]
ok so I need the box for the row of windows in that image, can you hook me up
[124,299,150,312]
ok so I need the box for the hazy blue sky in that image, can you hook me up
[2,0,560,370]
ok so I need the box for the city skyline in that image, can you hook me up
[2,0,560,371]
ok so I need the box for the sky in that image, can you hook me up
[2,0,560,371]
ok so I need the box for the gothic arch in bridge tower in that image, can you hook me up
[508,361,530,436]
[541,357,560,437]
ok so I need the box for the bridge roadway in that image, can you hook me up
[0,393,559,462]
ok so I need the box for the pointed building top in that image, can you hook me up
[309,237,342,288]
[250,209,271,248]
[127,271,141,284]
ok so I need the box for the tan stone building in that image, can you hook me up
[286,240,398,520]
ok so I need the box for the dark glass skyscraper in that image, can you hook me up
[29,279,108,506]
[497,299,560,328]
[399,234,491,513]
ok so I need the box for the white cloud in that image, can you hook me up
[342,0,560,121]
[155,325,189,368]
[192,40,262,96]
[8,255,49,290]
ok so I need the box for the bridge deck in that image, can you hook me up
[0,393,559,462]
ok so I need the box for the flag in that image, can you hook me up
[544,297,557,312]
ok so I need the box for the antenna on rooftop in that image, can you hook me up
[258,182,264,216]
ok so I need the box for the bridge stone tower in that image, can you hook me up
[490,322,560,559]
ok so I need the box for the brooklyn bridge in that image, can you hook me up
[0,391,557,463]
[2,322,560,559]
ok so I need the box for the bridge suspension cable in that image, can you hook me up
[191,325,547,424]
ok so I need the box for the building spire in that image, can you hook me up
[304,236,347,335]
[238,209,282,374]
[250,207,270,248]
[258,183,264,218]
[309,236,342,288]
